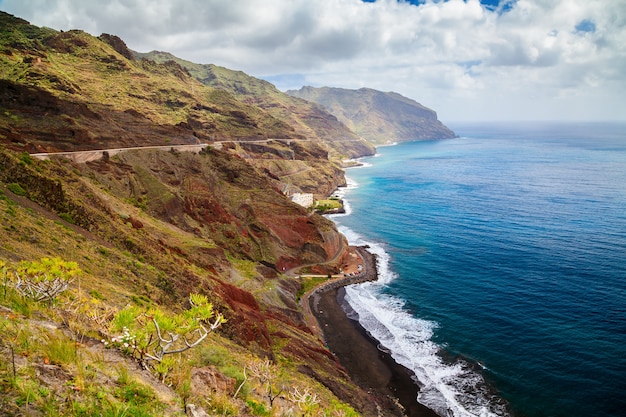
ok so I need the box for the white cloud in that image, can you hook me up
[1,0,624,121]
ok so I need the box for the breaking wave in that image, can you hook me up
[329,183,509,417]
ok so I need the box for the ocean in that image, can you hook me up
[329,122,626,417]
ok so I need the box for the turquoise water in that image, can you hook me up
[330,122,626,417]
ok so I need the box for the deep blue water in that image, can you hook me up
[330,122,626,417]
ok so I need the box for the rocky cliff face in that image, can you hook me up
[0,11,382,416]
[287,86,457,144]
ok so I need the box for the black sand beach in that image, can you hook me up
[310,250,439,417]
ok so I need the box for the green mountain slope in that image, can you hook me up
[287,86,457,145]
[135,51,376,160]
[0,12,349,197]
[0,11,397,417]
[0,16,297,153]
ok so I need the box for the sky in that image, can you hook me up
[1,0,625,122]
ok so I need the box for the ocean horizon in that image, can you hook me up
[329,121,626,417]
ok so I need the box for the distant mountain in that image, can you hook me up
[287,86,457,145]
[135,51,376,159]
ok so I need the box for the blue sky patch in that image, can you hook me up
[361,0,515,10]
[260,74,310,91]
[575,19,596,33]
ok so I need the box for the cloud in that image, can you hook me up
[1,0,624,121]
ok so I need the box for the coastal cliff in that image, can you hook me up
[287,86,457,144]
[0,11,436,417]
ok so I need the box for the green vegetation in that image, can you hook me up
[7,183,26,196]
[10,257,79,302]
[106,293,225,381]
[226,253,259,281]
[314,198,343,213]
[0,255,359,416]
[297,275,331,300]
[0,11,388,416]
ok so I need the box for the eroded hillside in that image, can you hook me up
[0,12,347,197]
[0,146,379,416]
[0,11,401,417]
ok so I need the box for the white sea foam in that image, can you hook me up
[329,176,509,417]
[377,141,399,148]
[329,176,358,217]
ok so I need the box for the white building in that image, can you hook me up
[290,193,314,208]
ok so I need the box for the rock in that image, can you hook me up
[98,33,135,61]
[127,216,143,229]
[186,403,210,417]
[191,366,236,397]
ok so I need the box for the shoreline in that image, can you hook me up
[310,248,439,417]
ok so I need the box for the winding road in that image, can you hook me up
[30,142,373,342]
[29,138,314,163]
[298,247,377,342]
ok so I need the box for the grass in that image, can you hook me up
[46,334,78,365]
[0,14,374,413]
[296,275,330,300]
[226,253,259,282]
[314,199,343,213]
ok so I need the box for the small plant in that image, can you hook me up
[248,358,284,409]
[105,293,225,381]
[46,335,77,365]
[246,399,270,416]
[10,257,80,303]
[7,182,26,196]
[114,378,155,406]
[89,289,103,300]
[288,386,320,417]
[13,377,43,407]
[18,152,34,166]
[58,212,75,224]
[208,392,239,416]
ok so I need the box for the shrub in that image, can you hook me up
[246,399,270,416]
[10,257,80,303]
[18,152,34,166]
[7,182,26,196]
[58,212,75,224]
[105,293,225,382]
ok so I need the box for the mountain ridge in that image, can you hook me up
[134,50,377,160]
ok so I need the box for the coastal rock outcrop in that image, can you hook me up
[287,86,457,144]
